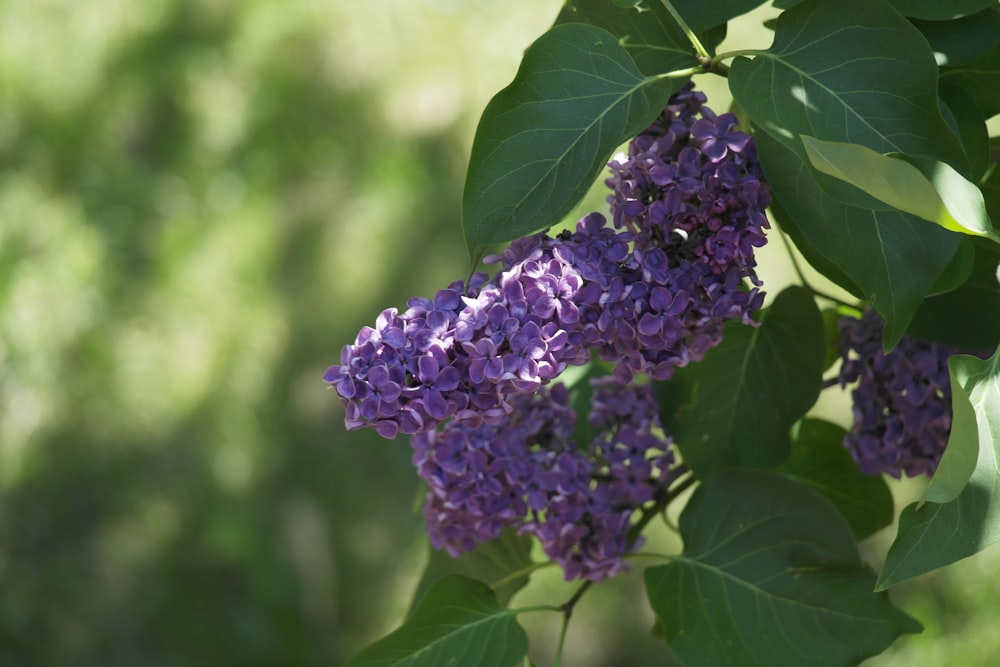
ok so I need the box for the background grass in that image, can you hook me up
[1,1,997,665]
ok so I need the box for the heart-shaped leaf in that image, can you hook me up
[666,286,825,477]
[345,575,528,667]
[730,0,966,171]
[776,419,894,540]
[878,348,1000,590]
[645,469,921,667]
[462,23,676,257]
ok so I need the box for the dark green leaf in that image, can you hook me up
[928,235,975,297]
[645,470,921,667]
[408,530,535,616]
[730,0,967,171]
[800,136,993,238]
[667,286,825,477]
[768,197,863,300]
[669,0,769,32]
[877,349,1000,590]
[907,241,1000,350]
[345,575,528,667]
[610,0,643,7]
[462,23,676,256]
[941,40,1000,118]
[554,0,696,77]
[757,130,962,348]
[911,9,1000,67]
[776,419,894,540]
[940,85,990,181]
[888,0,999,20]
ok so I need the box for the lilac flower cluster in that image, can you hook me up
[602,83,769,380]
[837,309,959,478]
[412,380,675,581]
[325,84,771,579]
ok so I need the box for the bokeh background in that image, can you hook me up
[2,1,999,665]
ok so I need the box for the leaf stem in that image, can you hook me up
[554,612,571,667]
[658,0,710,62]
[489,561,557,591]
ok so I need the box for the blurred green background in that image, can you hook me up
[1,1,999,665]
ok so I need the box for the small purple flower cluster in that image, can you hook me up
[837,309,958,477]
[412,380,675,581]
[325,84,771,579]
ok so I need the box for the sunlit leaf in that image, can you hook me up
[462,23,675,256]
[731,0,967,171]
[345,575,528,667]
[757,130,961,348]
[800,136,992,238]
[408,530,535,615]
[666,286,824,477]
[645,470,921,667]
[878,349,1000,590]
[776,419,894,540]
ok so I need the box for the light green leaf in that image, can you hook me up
[462,23,676,256]
[758,130,961,348]
[776,419,894,540]
[730,0,966,170]
[345,575,528,667]
[877,348,1000,590]
[645,470,921,667]
[667,286,825,477]
[407,529,535,615]
[801,136,993,238]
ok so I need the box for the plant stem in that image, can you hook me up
[490,561,557,591]
[554,611,571,667]
[659,0,710,61]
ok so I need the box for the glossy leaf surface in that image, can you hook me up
[646,470,921,667]
[463,23,675,255]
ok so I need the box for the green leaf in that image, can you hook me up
[668,0,770,32]
[408,530,535,616]
[941,85,991,181]
[907,241,1000,350]
[941,40,1000,118]
[345,575,528,667]
[730,0,967,171]
[757,130,962,348]
[667,286,825,477]
[877,348,1000,590]
[800,136,992,238]
[645,469,921,667]
[462,23,676,256]
[911,9,1000,67]
[776,419,894,540]
[768,198,863,300]
[888,0,999,20]
[554,0,696,77]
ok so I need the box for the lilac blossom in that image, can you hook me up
[837,309,963,478]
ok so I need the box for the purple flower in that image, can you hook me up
[837,309,976,478]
